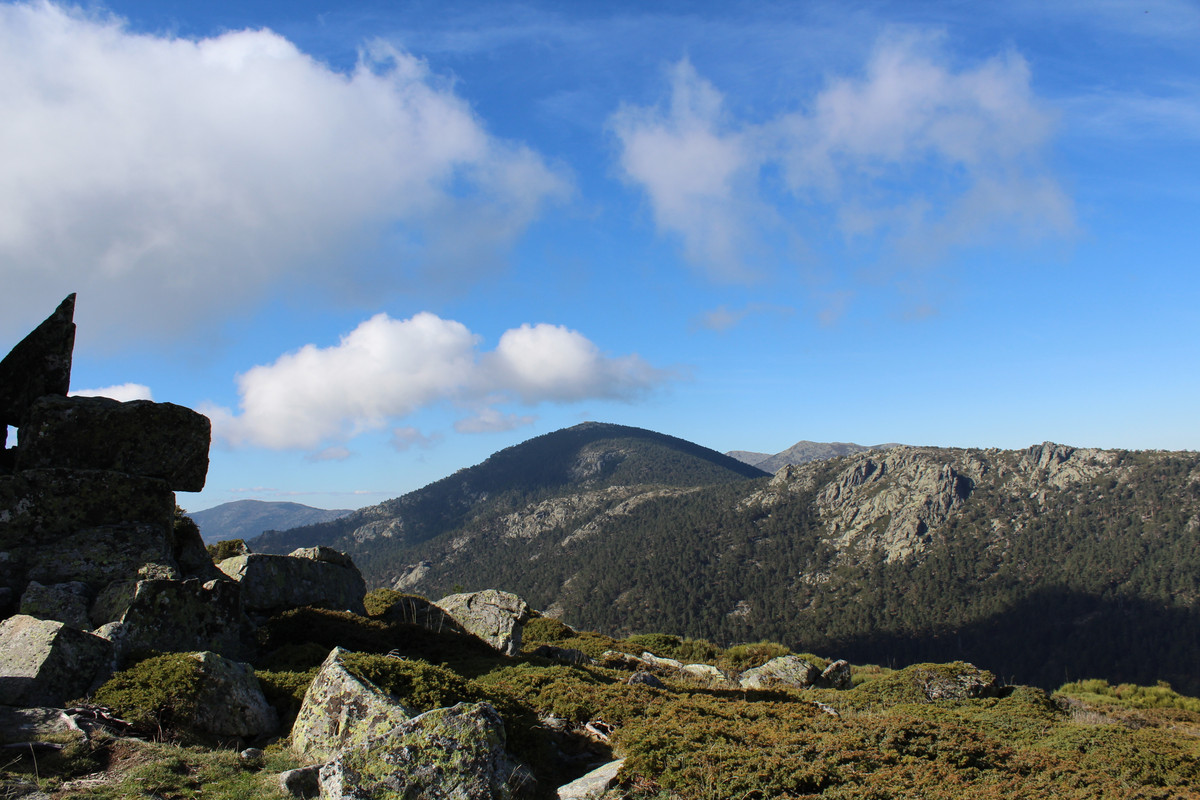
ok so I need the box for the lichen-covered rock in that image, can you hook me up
[0,614,112,706]
[292,647,414,764]
[217,551,366,615]
[280,766,322,799]
[0,469,176,592]
[18,581,91,629]
[16,395,210,491]
[737,655,820,690]
[625,672,665,689]
[818,659,852,690]
[318,702,531,800]
[92,578,252,663]
[679,663,733,688]
[0,294,75,427]
[909,662,1003,701]
[435,590,531,656]
[556,759,624,800]
[186,651,279,739]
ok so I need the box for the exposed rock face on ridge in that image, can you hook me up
[746,442,1121,562]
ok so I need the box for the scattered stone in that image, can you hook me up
[279,766,322,799]
[639,651,683,672]
[291,647,414,764]
[16,395,210,491]
[597,651,645,671]
[239,747,266,767]
[679,663,732,688]
[435,589,531,657]
[18,580,91,629]
[626,672,665,689]
[912,662,1003,701]
[530,645,591,666]
[819,659,852,690]
[216,551,366,616]
[556,759,625,800]
[0,294,75,427]
[0,615,113,706]
[0,705,87,745]
[186,652,279,740]
[737,655,820,690]
[318,702,531,800]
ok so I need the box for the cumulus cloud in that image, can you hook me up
[204,312,670,450]
[0,2,568,342]
[70,382,154,401]
[612,34,1072,279]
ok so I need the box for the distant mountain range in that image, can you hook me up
[243,422,1200,694]
[727,439,901,473]
[187,499,353,544]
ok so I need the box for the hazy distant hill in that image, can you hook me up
[727,439,900,472]
[254,425,1200,694]
[188,499,353,544]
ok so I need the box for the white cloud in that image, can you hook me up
[611,60,762,279]
[612,35,1072,279]
[204,312,670,450]
[0,2,568,342]
[70,382,153,401]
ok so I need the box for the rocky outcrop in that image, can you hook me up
[436,590,531,656]
[91,578,253,662]
[291,647,414,764]
[185,651,278,739]
[737,655,821,690]
[0,294,75,428]
[819,659,852,690]
[529,645,590,666]
[216,547,366,616]
[0,615,112,706]
[318,701,531,800]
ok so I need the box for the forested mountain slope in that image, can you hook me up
[250,432,1200,694]
[249,420,768,561]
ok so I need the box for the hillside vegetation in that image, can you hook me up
[8,594,1199,799]
[252,425,1200,695]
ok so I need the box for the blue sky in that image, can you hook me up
[2,0,1197,512]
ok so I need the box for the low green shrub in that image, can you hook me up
[255,668,318,728]
[92,654,205,739]
[522,615,577,645]
[1056,679,1200,713]
[205,539,247,562]
[363,587,407,617]
[340,653,473,713]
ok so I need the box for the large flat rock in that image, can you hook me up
[17,395,210,491]
[217,550,366,615]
